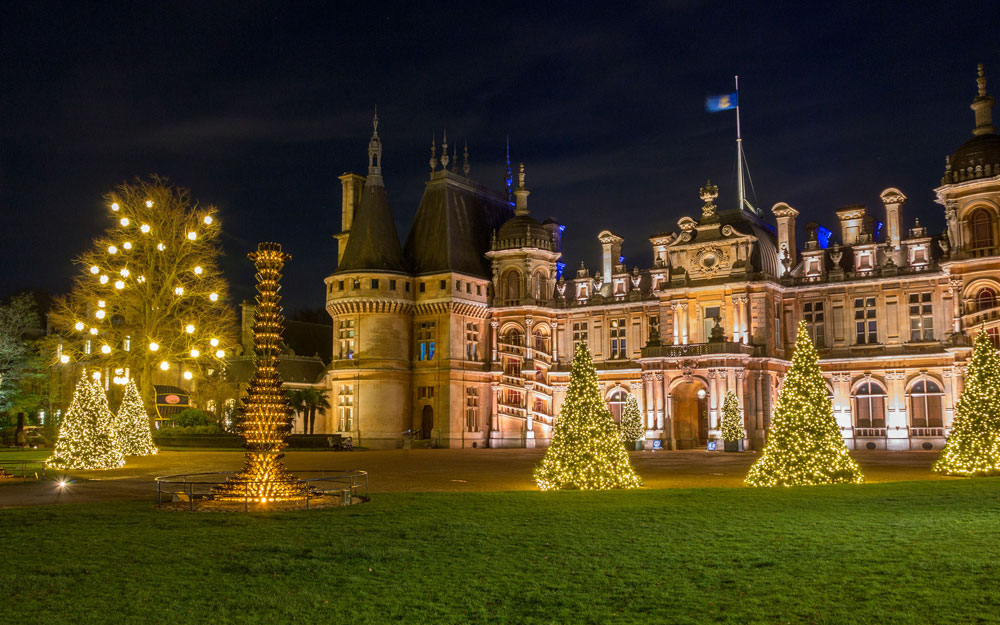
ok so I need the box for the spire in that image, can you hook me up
[429,134,438,172]
[462,141,470,177]
[514,162,530,216]
[972,63,995,136]
[367,106,383,181]
[440,130,450,169]
[450,145,458,173]
[505,137,514,204]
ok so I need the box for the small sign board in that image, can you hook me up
[706,441,717,451]
[652,440,662,450]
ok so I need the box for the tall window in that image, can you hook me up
[610,318,627,359]
[969,208,995,253]
[853,381,886,428]
[572,321,588,347]
[607,389,629,423]
[703,305,721,341]
[803,301,825,347]
[502,269,521,302]
[418,321,436,361]
[988,327,1000,349]
[909,379,943,428]
[465,322,480,361]
[532,270,548,301]
[465,387,479,431]
[648,315,659,341]
[854,297,878,344]
[976,287,997,313]
[338,319,355,359]
[338,384,354,431]
[908,292,934,341]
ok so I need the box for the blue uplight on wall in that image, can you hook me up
[817,226,832,249]
[556,262,566,280]
[874,221,884,241]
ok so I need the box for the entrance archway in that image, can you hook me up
[671,381,709,449]
[421,405,434,439]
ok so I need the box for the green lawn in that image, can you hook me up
[1,480,999,624]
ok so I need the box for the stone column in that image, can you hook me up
[731,295,741,340]
[671,302,680,345]
[552,322,559,364]
[661,373,673,448]
[680,303,689,345]
[490,320,499,363]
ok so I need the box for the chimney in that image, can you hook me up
[880,187,906,263]
[835,205,867,246]
[598,230,624,282]
[336,173,366,264]
[771,202,799,269]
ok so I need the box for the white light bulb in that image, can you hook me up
[215,349,225,358]
[74,322,85,331]
[210,338,219,347]
[111,202,120,211]
[187,231,197,241]
[190,348,200,358]
[183,371,193,380]
[95,310,106,319]
[157,243,165,251]
[97,300,105,307]
[140,224,150,233]
[114,280,125,290]
[209,292,219,302]
[92,371,102,381]
[159,361,169,371]
[108,245,118,254]
[149,342,159,352]
[193,266,203,275]
[145,200,153,208]
[123,241,132,250]
[101,344,111,354]
[60,355,70,364]
[174,286,184,296]
[90,265,100,274]
[137,275,146,283]
[120,268,129,277]
[204,215,213,225]
[100,275,109,284]
[185,324,195,334]
[89,328,98,335]
[120,217,130,227]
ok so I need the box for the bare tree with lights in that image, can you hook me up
[51,177,237,413]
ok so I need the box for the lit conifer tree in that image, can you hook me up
[114,379,158,457]
[51,177,237,409]
[720,390,745,443]
[535,342,642,490]
[933,330,1000,476]
[618,394,645,445]
[746,321,863,486]
[47,374,125,470]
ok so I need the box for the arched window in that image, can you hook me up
[988,327,1000,350]
[853,381,886,428]
[607,389,629,424]
[502,269,522,302]
[976,287,997,313]
[532,326,550,356]
[532,270,549,301]
[909,379,943,428]
[969,208,995,252]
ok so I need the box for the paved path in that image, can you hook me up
[0,449,951,508]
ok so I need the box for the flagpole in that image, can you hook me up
[735,75,745,214]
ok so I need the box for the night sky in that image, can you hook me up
[2,2,998,312]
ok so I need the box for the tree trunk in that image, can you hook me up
[140,356,156,430]
[309,407,316,435]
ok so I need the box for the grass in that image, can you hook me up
[1,480,999,624]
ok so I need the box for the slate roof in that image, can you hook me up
[405,172,514,278]
[334,176,407,274]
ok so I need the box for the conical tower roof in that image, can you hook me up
[334,112,407,274]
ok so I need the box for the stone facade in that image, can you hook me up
[322,68,1000,451]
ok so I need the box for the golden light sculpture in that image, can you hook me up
[213,242,305,503]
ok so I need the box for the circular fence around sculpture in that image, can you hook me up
[155,470,370,511]
[0,460,47,482]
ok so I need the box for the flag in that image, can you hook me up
[706,92,738,112]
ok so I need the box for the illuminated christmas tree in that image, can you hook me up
[746,321,862,486]
[618,394,644,445]
[934,330,1000,476]
[720,391,745,442]
[47,374,125,470]
[535,342,642,490]
[213,243,304,503]
[113,379,158,457]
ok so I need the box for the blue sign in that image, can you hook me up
[707,441,717,451]
[652,440,662,450]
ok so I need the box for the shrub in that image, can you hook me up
[171,409,211,427]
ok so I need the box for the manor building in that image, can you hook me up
[321,67,1000,451]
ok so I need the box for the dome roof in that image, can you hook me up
[946,133,1000,183]
[494,214,554,251]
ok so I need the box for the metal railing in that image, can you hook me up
[155,470,369,512]
[0,460,46,482]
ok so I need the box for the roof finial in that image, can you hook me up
[505,137,513,204]
[514,163,530,216]
[972,63,995,136]
[367,106,383,178]
[450,145,457,172]
[462,141,470,177]
[429,134,438,172]
[440,129,450,169]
